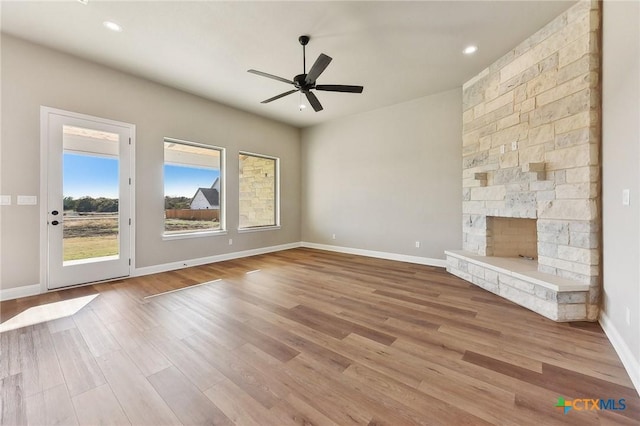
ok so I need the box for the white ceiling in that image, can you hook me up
[1,1,575,128]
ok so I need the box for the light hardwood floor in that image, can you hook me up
[0,248,638,425]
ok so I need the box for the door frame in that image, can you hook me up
[39,106,136,293]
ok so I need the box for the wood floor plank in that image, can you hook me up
[71,384,131,426]
[0,329,23,379]
[204,378,277,426]
[183,334,288,409]
[199,306,301,363]
[273,394,341,426]
[95,350,181,425]
[245,317,353,372]
[105,319,172,377]
[342,362,494,425]
[45,315,77,334]
[148,366,233,426]
[73,308,121,357]
[288,353,434,426]
[25,383,79,426]
[0,373,27,426]
[50,328,106,396]
[2,248,638,425]
[143,327,227,392]
[18,324,65,397]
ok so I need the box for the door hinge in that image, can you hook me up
[129,137,131,145]
[129,178,132,185]
[129,218,132,225]
[129,258,131,266]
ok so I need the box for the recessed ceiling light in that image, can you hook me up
[77,0,88,5]
[103,21,123,32]
[463,45,478,55]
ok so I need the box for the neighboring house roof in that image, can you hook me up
[211,177,220,191]
[191,187,219,207]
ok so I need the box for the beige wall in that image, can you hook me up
[602,0,640,387]
[0,34,301,292]
[301,88,462,261]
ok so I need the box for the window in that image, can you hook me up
[238,152,279,229]
[164,138,224,235]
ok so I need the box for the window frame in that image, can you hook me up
[162,137,226,240]
[237,151,280,232]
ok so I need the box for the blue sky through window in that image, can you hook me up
[64,153,220,199]
[63,153,118,198]
[164,165,220,198]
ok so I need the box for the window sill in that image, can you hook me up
[237,225,281,233]
[162,230,227,241]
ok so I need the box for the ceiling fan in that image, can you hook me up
[248,35,364,112]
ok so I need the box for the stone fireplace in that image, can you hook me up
[446,0,601,322]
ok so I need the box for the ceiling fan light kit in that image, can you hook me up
[248,35,364,112]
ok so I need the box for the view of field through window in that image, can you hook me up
[164,139,222,234]
[62,125,120,262]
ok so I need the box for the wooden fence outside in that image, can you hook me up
[165,209,219,221]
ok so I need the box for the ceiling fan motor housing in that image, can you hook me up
[294,74,313,91]
[298,35,310,46]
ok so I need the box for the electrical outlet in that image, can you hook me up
[626,307,631,326]
[332,234,336,240]
[415,241,420,248]
[511,141,518,151]
[0,195,10,205]
[228,238,233,245]
[622,189,630,206]
[500,145,505,154]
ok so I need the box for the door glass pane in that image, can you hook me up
[62,125,120,263]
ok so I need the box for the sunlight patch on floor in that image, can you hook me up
[0,294,99,333]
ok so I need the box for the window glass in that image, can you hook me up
[239,153,279,229]
[164,139,223,234]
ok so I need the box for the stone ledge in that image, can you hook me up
[445,250,589,321]
[444,250,589,292]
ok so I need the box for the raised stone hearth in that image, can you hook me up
[446,250,589,321]
[447,0,601,321]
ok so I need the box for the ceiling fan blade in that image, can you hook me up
[305,91,323,112]
[248,69,294,85]
[315,85,364,93]
[305,54,332,84]
[261,89,298,104]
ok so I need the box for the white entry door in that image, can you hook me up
[42,107,134,290]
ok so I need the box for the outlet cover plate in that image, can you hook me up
[17,195,37,205]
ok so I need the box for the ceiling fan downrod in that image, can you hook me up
[299,35,310,75]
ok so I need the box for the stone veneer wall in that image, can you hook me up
[460,0,601,320]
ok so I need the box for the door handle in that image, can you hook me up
[52,210,59,216]
[51,220,60,226]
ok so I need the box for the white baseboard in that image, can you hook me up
[301,242,447,268]
[599,312,640,396]
[133,242,302,277]
[0,283,42,302]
